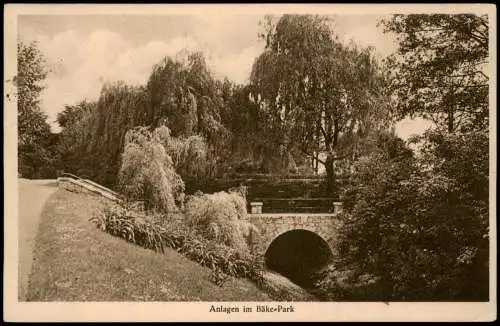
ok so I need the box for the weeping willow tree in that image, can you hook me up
[118,124,214,212]
[184,190,259,255]
[250,15,392,193]
[57,50,233,187]
[56,84,149,185]
[119,126,185,212]
[154,124,211,181]
[224,83,289,174]
[88,82,150,186]
[147,51,232,177]
[56,100,98,176]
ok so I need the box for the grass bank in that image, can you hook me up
[27,188,271,301]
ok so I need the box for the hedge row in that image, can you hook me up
[184,177,346,200]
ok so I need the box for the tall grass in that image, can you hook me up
[90,204,264,287]
[183,190,259,254]
[90,203,318,300]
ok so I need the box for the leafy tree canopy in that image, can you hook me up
[16,41,51,146]
[251,14,392,191]
[317,129,489,301]
[16,41,56,178]
[381,14,489,132]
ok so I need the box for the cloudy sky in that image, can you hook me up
[17,14,432,137]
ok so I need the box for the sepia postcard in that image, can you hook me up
[3,3,497,322]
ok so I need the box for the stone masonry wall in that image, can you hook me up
[243,213,344,257]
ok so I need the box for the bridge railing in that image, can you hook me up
[60,173,118,194]
[59,172,123,201]
[249,198,342,214]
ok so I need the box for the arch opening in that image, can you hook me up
[264,229,333,289]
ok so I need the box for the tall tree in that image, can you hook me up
[251,15,390,193]
[89,82,150,186]
[147,52,231,177]
[58,51,233,187]
[318,129,489,301]
[15,41,54,178]
[56,100,98,176]
[381,14,489,133]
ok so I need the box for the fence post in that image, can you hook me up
[250,202,263,214]
[333,202,343,214]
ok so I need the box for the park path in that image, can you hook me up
[18,178,58,301]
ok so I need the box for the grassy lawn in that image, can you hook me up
[27,188,271,301]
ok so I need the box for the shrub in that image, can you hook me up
[183,190,259,254]
[154,125,211,180]
[90,203,320,300]
[90,204,265,287]
[90,204,177,253]
[210,267,230,287]
[118,126,185,213]
[316,130,489,301]
[313,260,385,301]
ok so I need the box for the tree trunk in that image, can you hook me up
[315,121,320,175]
[448,109,454,133]
[314,152,319,174]
[325,153,337,197]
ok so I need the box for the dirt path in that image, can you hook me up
[18,179,58,301]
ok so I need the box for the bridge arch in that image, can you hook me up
[262,225,334,254]
[264,228,334,288]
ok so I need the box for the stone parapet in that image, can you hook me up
[244,213,343,256]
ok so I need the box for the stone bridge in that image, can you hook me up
[243,207,344,287]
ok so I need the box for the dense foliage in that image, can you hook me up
[314,13,490,301]
[381,14,489,132]
[316,129,489,301]
[223,84,295,174]
[90,204,264,287]
[251,15,392,194]
[19,13,490,302]
[155,125,212,182]
[147,53,232,175]
[56,100,98,177]
[56,52,231,187]
[16,41,58,178]
[118,126,185,213]
[184,190,259,254]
